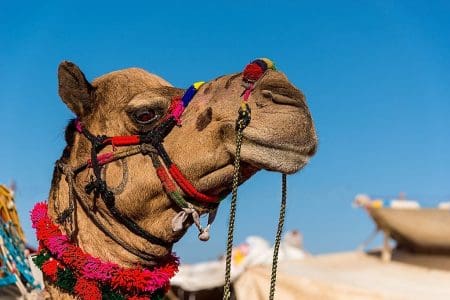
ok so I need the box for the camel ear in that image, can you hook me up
[58,61,93,117]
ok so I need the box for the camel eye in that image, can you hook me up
[132,108,158,124]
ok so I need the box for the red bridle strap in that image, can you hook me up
[103,135,140,146]
[168,165,219,203]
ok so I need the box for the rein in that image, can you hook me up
[222,58,286,300]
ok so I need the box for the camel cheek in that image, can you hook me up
[196,107,213,131]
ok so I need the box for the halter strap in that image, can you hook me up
[75,81,218,204]
[56,81,220,252]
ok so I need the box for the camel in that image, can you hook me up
[34,59,317,299]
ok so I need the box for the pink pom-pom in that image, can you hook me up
[30,202,49,227]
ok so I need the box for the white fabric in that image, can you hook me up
[171,232,306,291]
[390,199,420,209]
[438,202,450,209]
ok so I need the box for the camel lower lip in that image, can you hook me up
[197,164,234,196]
[242,134,308,158]
[197,163,259,196]
[225,136,310,174]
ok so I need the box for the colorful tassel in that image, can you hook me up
[41,259,59,281]
[74,277,102,300]
[33,251,51,268]
[56,268,77,292]
[243,58,276,82]
[31,202,179,299]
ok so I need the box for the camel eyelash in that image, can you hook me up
[126,106,164,126]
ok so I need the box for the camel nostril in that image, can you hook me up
[261,90,273,98]
[306,143,317,157]
[260,89,304,108]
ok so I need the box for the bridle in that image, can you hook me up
[54,58,286,299]
[54,81,219,261]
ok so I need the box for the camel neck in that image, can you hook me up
[48,153,173,266]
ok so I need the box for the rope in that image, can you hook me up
[223,119,245,300]
[223,103,287,299]
[269,174,287,300]
[223,61,283,298]
[56,161,159,262]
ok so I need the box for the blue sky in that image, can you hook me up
[1,1,449,262]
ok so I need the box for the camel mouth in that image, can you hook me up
[242,130,315,160]
[216,122,314,175]
[224,132,313,174]
[196,162,260,197]
[242,140,311,174]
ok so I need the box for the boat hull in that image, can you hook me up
[368,208,450,254]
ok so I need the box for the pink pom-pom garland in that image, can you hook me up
[31,202,179,299]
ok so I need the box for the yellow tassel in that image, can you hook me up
[193,81,205,90]
[260,58,276,70]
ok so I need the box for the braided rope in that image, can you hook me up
[223,118,287,300]
[269,174,287,300]
[223,119,245,300]
[72,146,142,174]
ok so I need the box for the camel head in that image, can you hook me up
[167,68,317,197]
[51,60,317,266]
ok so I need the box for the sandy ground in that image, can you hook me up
[234,251,450,300]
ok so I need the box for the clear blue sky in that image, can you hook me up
[1,1,449,263]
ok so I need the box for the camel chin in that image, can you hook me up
[196,141,308,199]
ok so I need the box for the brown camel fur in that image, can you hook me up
[45,61,317,299]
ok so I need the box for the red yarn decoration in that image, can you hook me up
[35,219,59,240]
[104,136,141,146]
[41,259,59,281]
[128,296,152,300]
[31,202,179,298]
[168,164,219,203]
[74,277,102,300]
[156,166,177,192]
[111,268,143,291]
[61,244,88,269]
[243,63,264,82]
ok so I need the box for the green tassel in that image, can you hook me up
[101,285,125,300]
[56,268,76,292]
[151,289,166,300]
[33,251,51,268]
